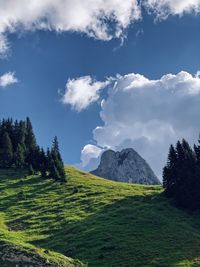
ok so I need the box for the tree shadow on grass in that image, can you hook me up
[31,193,200,267]
[1,170,200,266]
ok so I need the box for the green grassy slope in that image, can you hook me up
[1,167,200,266]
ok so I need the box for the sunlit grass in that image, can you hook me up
[0,166,200,266]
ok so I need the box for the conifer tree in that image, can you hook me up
[49,158,60,180]
[4,118,14,143]
[15,143,25,168]
[0,132,13,167]
[163,137,200,210]
[28,164,34,175]
[13,120,19,152]
[176,139,196,209]
[46,147,51,173]
[51,136,62,161]
[25,117,36,148]
[194,135,200,164]
[25,117,37,161]
[30,145,41,172]
[40,148,48,178]
[163,144,177,197]
[17,121,27,154]
[50,136,66,182]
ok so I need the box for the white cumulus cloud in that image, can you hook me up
[80,71,200,178]
[62,76,109,112]
[0,72,18,87]
[145,0,200,18]
[0,0,141,56]
[81,144,103,168]
[1,1,200,56]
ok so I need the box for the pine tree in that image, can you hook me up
[50,136,66,182]
[163,138,200,210]
[16,120,27,163]
[31,145,41,172]
[55,157,66,181]
[4,118,14,144]
[40,148,48,178]
[28,164,34,175]
[51,136,62,161]
[25,118,37,151]
[163,144,177,197]
[46,147,51,174]
[15,143,25,168]
[25,117,37,165]
[0,132,13,167]
[49,159,60,180]
[194,135,200,163]
[18,120,27,145]
[12,120,19,152]
[176,139,196,209]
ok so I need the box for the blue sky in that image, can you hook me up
[1,1,200,178]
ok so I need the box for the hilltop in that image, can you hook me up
[1,166,200,266]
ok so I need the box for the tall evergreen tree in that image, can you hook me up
[51,136,62,161]
[15,143,25,168]
[163,137,200,210]
[50,136,66,182]
[25,117,37,151]
[12,120,19,152]
[163,144,177,197]
[17,121,27,152]
[194,135,200,163]
[4,118,14,143]
[25,117,37,166]
[40,148,48,178]
[49,159,60,181]
[30,145,41,172]
[176,139,196,209]
[0,132,13,167]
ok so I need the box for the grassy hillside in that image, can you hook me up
[1,167,200,266]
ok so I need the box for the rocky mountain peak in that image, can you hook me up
[91,148,160,185]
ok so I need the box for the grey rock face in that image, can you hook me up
[0,240,83,267]
[91,148,160,185]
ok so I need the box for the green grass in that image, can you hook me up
[1,166,200,266]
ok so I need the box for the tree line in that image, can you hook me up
[0,118,66,182]
[163,137,200,210]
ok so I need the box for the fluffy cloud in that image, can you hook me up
[1,1,200,56]
[0,0,141,55]
[0,35,9,58]
[81,144,103,168]
[80,71,200,178]
[145,0,200,18]
[0,72,18,87]
[62,76,109,112]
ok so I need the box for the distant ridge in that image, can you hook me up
[91,148,160,185]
